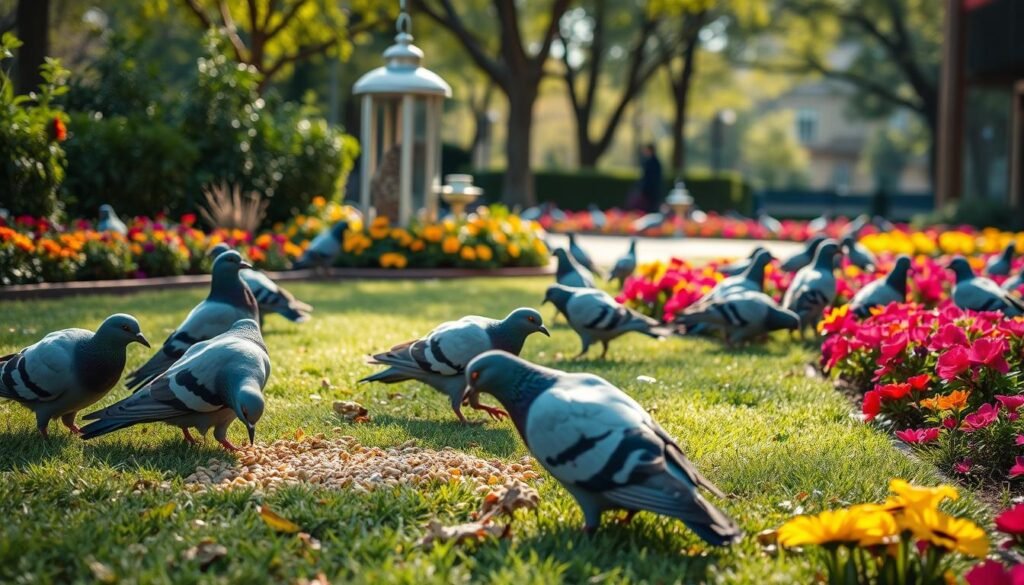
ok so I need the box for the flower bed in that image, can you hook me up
[0,199,549,285]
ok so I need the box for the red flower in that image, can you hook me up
[968,337,1010,373]
[998,395,1024,411]
[1017,435,1024,446]
[1011,456,1024,479]
[878,383,912,401]
[895,427,940,444]
[961,403,1001,432]
[996,504,1024,535]
[862,390,882,421]
[181,213,197,227]
[955,459,974,474]
[51,117,67,142]
[966,560,1024,585]
[907,374,931,391]
[936,345,971,380]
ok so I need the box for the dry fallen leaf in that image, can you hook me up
[333,400,368,422]
[321,378,332,390]
[478,482,540,522]
[419,519,508,548]
[141,501,176,520]
[258,505,302,533]
[182,539,228,571]
[297,532,322,551]
[88,560,116,583]
[295,428,306,442]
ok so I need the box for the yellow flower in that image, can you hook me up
[409,239,425,252]
[379,252,408,269]
[778,509,862,547]
[507,243,521,259]
[422,225,444,243]
[491,230,508,245]
[391,228,413,247]
[312,196,327,208]
[900,507,988,558]
[460,246,477,261]
[476,244,493,262]
[255,233,272,248]
[533,239,548,255]
[818,304,850,333]
[442,236,460,254]
[918,391,970,413]
[846,504,899,546]
[886,479,959,513]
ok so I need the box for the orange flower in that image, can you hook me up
[51,117,67,142]
[409,239,425,252]
[442,236,460,254]
[460,246,477,261]
[919,390,970,412]
[507,243,521,258]
[422,225,444,243]
[476,244,493,262]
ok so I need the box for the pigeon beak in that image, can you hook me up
[538,325,551,337]
[239,261,254,270]
[541,298,550,305]
[247,424,256,446]
[135,333,151,348]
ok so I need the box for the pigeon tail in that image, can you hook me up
[359,366,414,385]
[79,417,135,440]
[125,352,176,391]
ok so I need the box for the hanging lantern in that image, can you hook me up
[353,0,451,225]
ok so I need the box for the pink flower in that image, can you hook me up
[1010,456,1024,479]
[961,403,1001,432]
[907,374,931,391]
[996,504,1024,535]
[998,395,1024,411]
[955,459,974,474]
[966,560,1024,585]
[968,337,1010,373]
[895,427,941,444]
[942,416,957,429]
[936,345,971,380]
[876,383,913,402]
[930,322,969,351]
[1017,435,1024,446]
[880,333,908,362]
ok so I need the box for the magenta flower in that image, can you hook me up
[998,395,1024,411]
[966,560,1024,585]
[968,337,1010,373]
[961,403,1001,432]
[930,322,969,351]
[1011,456,1024,479]
[895,427,941,444]
[936,345,971,380]
[954,459,974,474]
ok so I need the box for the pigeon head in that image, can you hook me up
[99,204,115,219]
[748,246,767,259]
[542,285,574,313]
[628,238,637,252]
[465,350,555,415]
[812,240,840,269]
[231,384,265,446]
[805,234,827,252]
[1004,242,1017,259]
[212,249,252,276]
[948,256,975,282]
[887,255,912,295]
[96,313,150,348]
[328,220,349,239]
[207,242,232,259]
[498,307,550,341]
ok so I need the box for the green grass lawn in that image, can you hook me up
[0,278,990,584]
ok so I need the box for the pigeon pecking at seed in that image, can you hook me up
[463,350,743,545]
[125,250,258,391]
[0,314,149,437]
[553,247,595,289]
[360,308,550,422]
[82,318,269,450]
[675,291,800,346]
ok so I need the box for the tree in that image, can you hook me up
[415,0,572,207]
[658,9,706,172]
[179,0,390,92]
[14,0,48,94]
[740,110,809,189]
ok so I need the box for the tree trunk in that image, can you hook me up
[669,34,699,173]
[503,85,537,208]
[15,0,48,94]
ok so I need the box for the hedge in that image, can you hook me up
[471,170,753,214]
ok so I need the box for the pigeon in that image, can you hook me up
[1002,267,1024,295]
[675,291,800,345]
[779,234,827,273]
[701,249,773,302]
[292,220,348,270]
[568,233,602,277]
[125,250,258,390]
[986,242,1016,277]
[718,246,768,277]
[608,239,637,287]
[949,256,1024,316]
[543,284,673,359]
[849,255,911,317]
[82,319,269,450]
[209,244,312,325]
[631,213,665,234]
[463,351,742,544]
[359,308,550,422]
[807,212,832,234]
[840,214,870,240]
[872,215,896,233]
[97,204,127,235]
[758,213,782,235]
[520,206,543,222]
[0,314,149,436]
[588,204,607,230]
[553,248,595,289]
[782,239,840,333]
[841,235,877,272]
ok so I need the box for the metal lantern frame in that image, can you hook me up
[353,2,451,225]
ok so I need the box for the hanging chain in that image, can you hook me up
[396,0,411,35]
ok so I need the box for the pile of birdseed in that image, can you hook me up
[184,433,539,492]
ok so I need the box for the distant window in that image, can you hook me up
[796,108,818,144]
[833,163,852,193]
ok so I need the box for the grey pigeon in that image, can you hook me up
[782,239,840,333]
[779,235,826,273]
[125,250,258,390]
[758,213,782,235]
[520,206,542,222]
[675,291,800,345]
[1002,267,1024,294]
[986,242,1016,277]
[209,243,312,325]
[872,215,896,232]
[841,235,877,272]
[292,221,348,270]
[553,248,595,289]
[608,239,637,287]
[849,255,910,317]
[0,314,149,436]
[463,351,742,544]
[568,233,602,277]
[543,284,673,359]
[840,214,870,240]
[588,204,607,230]
[949,256,1024,316]
[718,246,767,277]
[631,213,665,233]
[97,204,127,235]
[807,212,832,234]
[700,249,772,302]
[82,319,268,450]
[359,308,550,422]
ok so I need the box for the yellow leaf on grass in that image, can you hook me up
[295,427,306,441]
[142,501,176,520]
[258,505,302,533]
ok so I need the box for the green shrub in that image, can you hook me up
[78,235,136,280]
[61,113,199,217]
[473,169,753,214]
[0,34,69,218]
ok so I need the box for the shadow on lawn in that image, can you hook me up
[372,414,521,458]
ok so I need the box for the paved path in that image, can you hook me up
[545,233,802,268]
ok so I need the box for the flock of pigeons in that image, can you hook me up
[3,214,1023,543]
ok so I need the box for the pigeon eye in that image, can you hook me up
[471,371,480,381]
[527,316,536,323]
[121,325,130,331]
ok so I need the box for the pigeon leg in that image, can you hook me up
[36,413,51,438]
[599,341,609,360]
[217,438,240,451]
[181,428,200,445]
[467,392,508,421]
[60,412,83,435]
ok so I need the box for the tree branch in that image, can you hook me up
[265,0,308,41]
[533,0,573,69]
[414,0,507,87]
[217,0,249,64]
[262,36,337,82]
[182,0,214,29]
